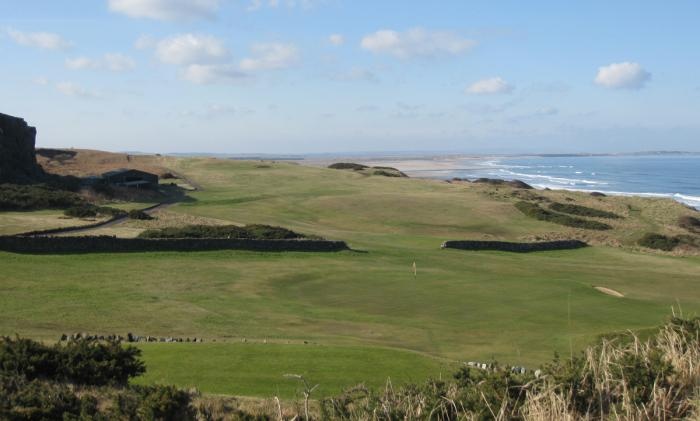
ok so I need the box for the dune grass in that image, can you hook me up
[0,158,699,397]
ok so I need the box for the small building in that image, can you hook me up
[102,168,158,189]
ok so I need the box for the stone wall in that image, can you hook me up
[0,113,43,183]
[441,239,588,252]
[0,235,349,254]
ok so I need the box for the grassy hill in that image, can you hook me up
[0,153,698,397]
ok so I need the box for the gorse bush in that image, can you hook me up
[64,204,126,219]
[328,163,368,170]
[638,233,681,251]
[0,184,85,211]
[515,201,612,230]
[0,336,145,386]
[138,224,310,240]
[0,376,196,421]
[678,215,700,233]
[549,202,621,219]
[128,209,154,220]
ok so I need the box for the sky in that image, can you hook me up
[1,0,699,154]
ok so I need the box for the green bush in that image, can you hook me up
[0,184,85,211]
[515,201,612,230]
[64,205,126,219]
[133,385,195,421]
[64,205,98,218]
[678,215,700,233]
[0,337,145,386]
[328,163,368,171]
[0,375,82,421]
[549,202,621,219]
[128,209,154,220]
[638,233,681,251]
[138,224,309,240]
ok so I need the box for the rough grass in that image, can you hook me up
[2,157,700,397]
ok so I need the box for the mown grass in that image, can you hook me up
[1,157,699,397]
[134,343,453,399]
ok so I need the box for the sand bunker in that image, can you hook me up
[594,286,624,297]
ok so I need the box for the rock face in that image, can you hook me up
[0,113,43,183]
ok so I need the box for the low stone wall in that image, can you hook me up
[0,235,349,254]
[441,240,588,252]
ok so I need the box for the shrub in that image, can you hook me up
[372,170,405,178]
[64,205,126,219]
[0,184,85,211]
[679,215,700,233]
[58,339,145,386]
[0,375,82,420]
[472,178,533,189]
[638,233,681,251]
[515,201,612,230]
[328,163,368,171]
[128,209,154,220]
[133,385,195,421]
[64,205,98,218]
[0,337,145,386]
[549,202,621,219]
[138,224,309,240]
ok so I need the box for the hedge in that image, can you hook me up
[442,240,588,253]
[0,235,348,254]
[515,201,612,230]
[138,224,308,240]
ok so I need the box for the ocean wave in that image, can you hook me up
[496,169,609,186]
[530,185,700,209]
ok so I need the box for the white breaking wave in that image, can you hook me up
[530,185,700,209]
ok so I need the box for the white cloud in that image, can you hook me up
[328,34,344,46]
[182,64,248,84]
[360,28,475,59]
[66,53,136,72]
[7,28,72,51]
[154,34,229,65]
[239,43,299,71]
[56,82,101,99]
[595,62,651,90]
[108,0,220,21]
[466,77,514,95]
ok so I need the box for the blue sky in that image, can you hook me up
[1,0,699,154]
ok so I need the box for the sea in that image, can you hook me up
[382,154,700,210]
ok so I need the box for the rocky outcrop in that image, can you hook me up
[0,113,43,183]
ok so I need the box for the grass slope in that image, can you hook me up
[1,157,699,396]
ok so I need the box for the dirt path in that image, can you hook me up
[594,286,625,297]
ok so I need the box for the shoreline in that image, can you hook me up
[357,156,700,210]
